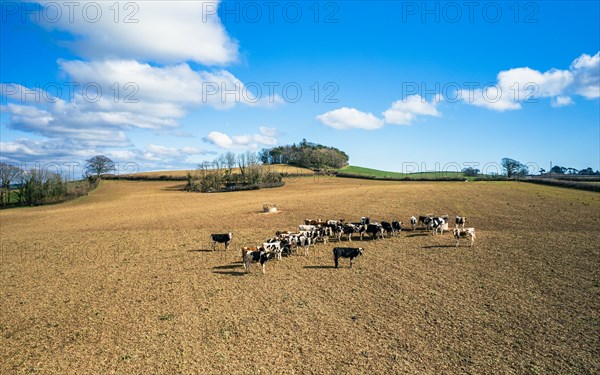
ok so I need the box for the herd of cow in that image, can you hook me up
[210,215,477,274]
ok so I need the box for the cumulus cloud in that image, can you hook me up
[59,59,280,111]
[570,51,600,99]
[34,0,238,65]
[1,60,281,152]
[203,128,278,150]
[551,96,574,107]
[317,96,441,130]
[382,95,441,125]
[316,107,384,130]
[0,137,213,173]
[460,51,599,111]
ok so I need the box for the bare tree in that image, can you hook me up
[224,152,236,173]
[237,152,247,178]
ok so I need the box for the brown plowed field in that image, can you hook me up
[1,177,598,373]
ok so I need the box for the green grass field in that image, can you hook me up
[338,165,466,179]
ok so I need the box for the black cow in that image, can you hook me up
[381,221,394,237]
[333,247,364,268]
[418,216,432,228]
[211,233,232,251]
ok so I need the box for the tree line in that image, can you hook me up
[0,155,113,208]
[541,165,599,175]
[185,151,284,193]
[259,139,349,170]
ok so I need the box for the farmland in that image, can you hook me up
[1,177,599,373]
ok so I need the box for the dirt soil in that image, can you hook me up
[1,177,598,374]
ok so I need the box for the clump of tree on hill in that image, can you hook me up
[0,155,111,208]
[259,139,349,170]
[185,151,283,193]
[0,162,98,208]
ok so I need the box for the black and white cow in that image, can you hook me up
[392,221,403,236]
[360,217,370,225]
[263,240,282,260]
[243,247,273,274]
[211,233,232,251]
[333,247,364,268]
[455,216,467,229]
[361,223,384,240]
[286,233,311,256]
[410,216,417,231]
[315,227,332,244]
[430,217,446,235]
[339,224,360,242]
[453,228,476,247]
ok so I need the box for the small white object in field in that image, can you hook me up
[263,204,277,213]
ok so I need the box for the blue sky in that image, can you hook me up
[1,0,599,175]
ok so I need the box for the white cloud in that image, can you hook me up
[551,96,574,107]
[570,51,600,99]
[498,67,574,98]
[458,87,522,111]
[146,144,207,157]
[35,0,238,65]
[1,60,282,153]
[203,128,278,150]
[59,59,278,112]
[460,51,599,111]
[382,95,441,125]
[316,107,384,130]
[258,126,279,137]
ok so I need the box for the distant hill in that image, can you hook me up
[337,166,466,180]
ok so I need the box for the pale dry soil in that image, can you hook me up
[1,177,598,374]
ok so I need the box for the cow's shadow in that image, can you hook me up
[213,263,242,269]
[213,270,246,276]
[405,233,429,238]
[422,244,456,249]
[212,263,246,276]
[187,249,213,253]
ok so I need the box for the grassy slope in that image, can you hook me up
[128,165,461,180]
[338,165,466,179]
